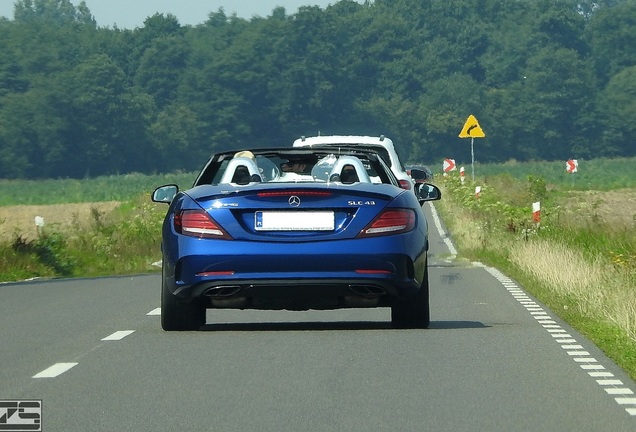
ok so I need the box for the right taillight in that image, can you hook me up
[398,179,412,190]
[357,209,416,238]
[174,210,232,239]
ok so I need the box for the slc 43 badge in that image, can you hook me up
[348,200,376,206]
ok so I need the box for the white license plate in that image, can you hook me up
[255,211,335,231]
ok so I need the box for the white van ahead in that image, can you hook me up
[292,135,415,190]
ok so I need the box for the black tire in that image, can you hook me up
[391,268,430,329]
[161,274,206,331]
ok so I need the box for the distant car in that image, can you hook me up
[152,147,442,331]
[292,135,426,192]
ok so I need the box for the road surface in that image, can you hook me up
[1,203,635,431]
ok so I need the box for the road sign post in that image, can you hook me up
[458,115,485,182]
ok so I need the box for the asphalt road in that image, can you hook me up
[1,203,635,431]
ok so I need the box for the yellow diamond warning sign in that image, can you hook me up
[459,115,485,138]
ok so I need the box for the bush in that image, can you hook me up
[0,194,165,281]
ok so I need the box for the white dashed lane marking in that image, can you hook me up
[476,263,636,417]
[101,330,135,341]
[32,362,78,378]
[33,330,136,378]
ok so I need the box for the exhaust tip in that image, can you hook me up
[348,285,386,298]
[203,286,242,298]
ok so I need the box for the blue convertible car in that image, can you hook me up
[152,147,441,330]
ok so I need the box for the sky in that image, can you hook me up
[0,0,363,28]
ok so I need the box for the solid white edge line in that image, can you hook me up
[428,202,457,258]
[436,200,636,417]
[147,308,161,316]
[101,330,135,341]
[479,263,636,417]
[33,362,78,378]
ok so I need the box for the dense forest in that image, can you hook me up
[0,0,634,179]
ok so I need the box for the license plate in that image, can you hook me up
[255,211,335,231]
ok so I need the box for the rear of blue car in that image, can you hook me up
[163,183,427,303]
[154,148,439,330]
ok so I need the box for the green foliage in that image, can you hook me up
[0,193,166,281]
[527,176,548,202]
[14,0,96,27]
[68,196,165,276]
[1,0,636,180]
[586,1,636,83]
[597,66,636,152]
[441,162,636,269]
[11,231,75,275]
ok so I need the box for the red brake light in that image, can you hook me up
[398,179,412,190]
[257,191,332,197]
[174,210,232,239]
[358,209,416,238]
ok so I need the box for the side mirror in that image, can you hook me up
[417,183,441,203]
[152,184,178,203]
[409,168,429,183]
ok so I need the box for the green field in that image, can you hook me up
[433,156,636,191]
[0,171,198,206]
[1,156,635,206]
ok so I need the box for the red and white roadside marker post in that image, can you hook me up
[566,159,578,173]
[443,158,456,176]
[34,216,44,237]
[532,201,541,225]
[475,186,481,199]
[460,166,465,184]
[566,159,578,186]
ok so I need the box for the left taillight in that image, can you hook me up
[357,209,416,238]
[174,209,232,240]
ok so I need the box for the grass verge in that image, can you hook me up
[0,194,165,281]
[435,175,636,380]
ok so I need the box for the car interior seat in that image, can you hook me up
[220,156,262,185]
[231,166,252,184]
[340,164,360,184]
[328,156,371,184]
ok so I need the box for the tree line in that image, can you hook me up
[0,0,634,179]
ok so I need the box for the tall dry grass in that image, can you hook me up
[509,240,636,341]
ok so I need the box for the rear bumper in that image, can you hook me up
[163,240,427,310]
[181,277,417,310]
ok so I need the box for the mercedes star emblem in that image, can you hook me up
[288,196,301,207]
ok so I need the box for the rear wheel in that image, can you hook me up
[391,268,430,329]
[161,275,206,331]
